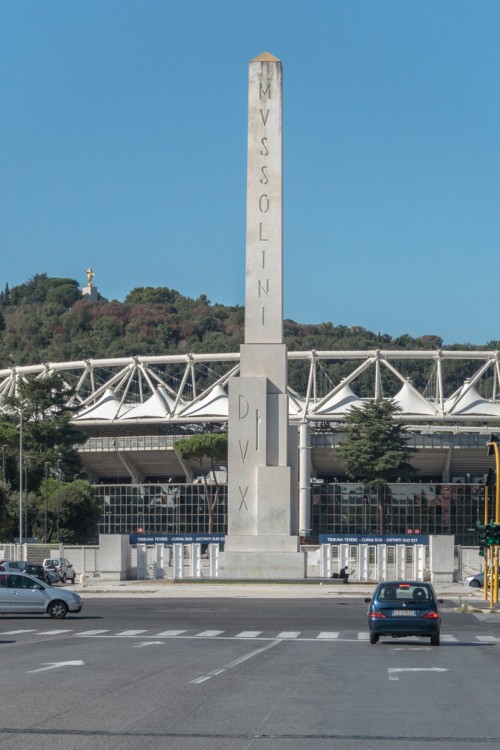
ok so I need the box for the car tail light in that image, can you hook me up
[369,611,386,619]
[423,610,439,619]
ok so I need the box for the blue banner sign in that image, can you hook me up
[319,534,429,545]
[129,533,225,545]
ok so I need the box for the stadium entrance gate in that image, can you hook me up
[319,534,430,582]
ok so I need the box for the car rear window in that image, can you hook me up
[378,584,431,602]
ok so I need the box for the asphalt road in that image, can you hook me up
[0,597,499,749]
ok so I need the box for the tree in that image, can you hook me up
[175,434,227,533]
[1,375,86,483]
[0,375,89,540]
[29,479,101,544]
[336,400,415,533]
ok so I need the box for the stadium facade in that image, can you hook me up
[0,348,497,545]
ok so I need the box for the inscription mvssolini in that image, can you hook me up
[256,79,272,327]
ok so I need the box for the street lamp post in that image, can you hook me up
[18,409,23,553]
[24,457,28,542]
[56,459,62,542]
[44,462,50,542]
[1,444,7,482]
[1,445,7,543]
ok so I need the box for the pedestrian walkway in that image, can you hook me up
[73,578,491,602]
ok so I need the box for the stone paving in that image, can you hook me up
[72,577,496,606]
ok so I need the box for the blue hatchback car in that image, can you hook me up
[365,581,443,646]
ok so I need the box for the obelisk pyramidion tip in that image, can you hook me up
[251,52,280,62]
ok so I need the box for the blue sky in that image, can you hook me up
[1,1,499,346]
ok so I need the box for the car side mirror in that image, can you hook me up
[364,597,371,603]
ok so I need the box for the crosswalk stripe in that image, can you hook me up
[0,629,37,634]
[2,628,499,643]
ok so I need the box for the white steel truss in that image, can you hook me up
[1,349,500,430]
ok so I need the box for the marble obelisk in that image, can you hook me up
[220,53,304,578]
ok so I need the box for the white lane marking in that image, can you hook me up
[441,634,458,642]
[235,631,263,638]
[0,629,37,634]
[116,630,148,636]
[40,630,72,636]
[155,630,187,637]
[225,640,281,669]
[276,631,300,639]
[358,632,369,640]
[190,639,281,684]
[134,641,165,648]
[476,635,497,643]
[195,630,224,637]
[317,632,340,639]
[77,630,110,636]
[388,667,448,681]
[29,660,85,674]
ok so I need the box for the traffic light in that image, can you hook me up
[477,520,500,548]
[486,523,497,546]
[476,521,487,556]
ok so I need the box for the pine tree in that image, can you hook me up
[336,400,415,533]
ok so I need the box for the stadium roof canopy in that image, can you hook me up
[2,349,500,427]
[2,350,498,483]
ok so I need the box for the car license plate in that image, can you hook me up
[393,610,416,616]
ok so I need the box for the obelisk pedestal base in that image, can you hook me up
[219,535,306,579]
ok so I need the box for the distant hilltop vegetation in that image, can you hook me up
[0,274,497,397]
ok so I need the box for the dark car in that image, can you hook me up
[22,563,52,585]
[365,580,443,646]
[0,561,57,585]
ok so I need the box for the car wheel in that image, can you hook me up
[469,580,480,588]
[61,573,67,583]
[369,632,379,645]
[71,575,76,584]
[431,631,440,646]
[48,600,69,619]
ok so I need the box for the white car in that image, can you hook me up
[43,558,76,584]
[0,571,83,618]
[463,572,484,588]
